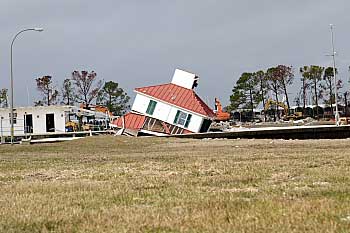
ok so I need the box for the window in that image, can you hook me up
[146,100,157,115]
[9,112,17,124]
[173,110,192,128]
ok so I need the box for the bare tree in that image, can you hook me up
[275,65,294,110]
[35,75,59,106]
[61,78,75,105]
[266,67,281,121]
[71,71,103,108]
[0,88,9,108]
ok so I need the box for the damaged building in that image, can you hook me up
[112,69,215,136]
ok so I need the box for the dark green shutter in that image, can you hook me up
[146,101,152,114]
[146,100,157,115]
[173,110,180,124]
[150,101,156,114]
[184,114,192,128]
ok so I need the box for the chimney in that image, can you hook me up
[171,69,199,89]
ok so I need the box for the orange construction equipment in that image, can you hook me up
[214,98,230,121]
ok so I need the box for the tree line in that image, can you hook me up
[228,65,348,121]
[0,71,130,116]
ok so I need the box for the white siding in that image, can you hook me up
[132,93,207,133]
[0,106,71,136]
[187,113,203,132]
[131,94,150,114]
[153,101,172,122]
[31,110,66,134]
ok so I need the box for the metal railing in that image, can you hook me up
[0,118,25,143]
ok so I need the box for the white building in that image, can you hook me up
[0,105,109,137]
[113,69,215,135]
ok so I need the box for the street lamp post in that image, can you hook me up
[10,28,43,145]
[330,24,339,126]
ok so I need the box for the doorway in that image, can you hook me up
[25,114,33,133]
[199,119,212,133]
[46,114,55,132]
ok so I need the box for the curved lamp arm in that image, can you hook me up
[10,27,44,145]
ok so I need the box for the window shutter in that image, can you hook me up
[174,110,180,124]
[146,101,152,114]
[184,114,192,128]
[146,100,157,115]
[151,101,156,114]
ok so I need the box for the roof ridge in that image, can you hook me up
[135,82,196,91]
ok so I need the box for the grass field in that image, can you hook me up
[1,136,350,232]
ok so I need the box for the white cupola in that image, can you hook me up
[171,69,199,89]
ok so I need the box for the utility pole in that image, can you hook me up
[330,24,339,126]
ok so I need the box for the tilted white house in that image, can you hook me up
[113,69,215,135]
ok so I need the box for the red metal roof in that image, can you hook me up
[112,112,146,130]
[135,83,215,118]
[182,129,193,134]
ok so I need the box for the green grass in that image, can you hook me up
[1,136,350,232]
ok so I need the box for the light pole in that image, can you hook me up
[330,24,339,126]
[10,27,43,145]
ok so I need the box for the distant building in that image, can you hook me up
[0,105,109,137]
[112,69,215,135]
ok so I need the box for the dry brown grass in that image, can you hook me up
[1,136,350,232]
